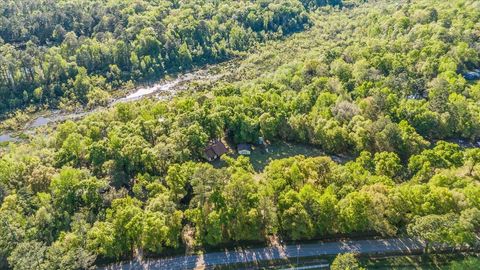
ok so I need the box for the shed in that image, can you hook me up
[203,140,228,161]
[237,144,252,155]
[464,71,480,80]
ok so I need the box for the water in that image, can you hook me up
[0,133,19,143]
[0,67,219,143]
[29,116,53,128]
[115,69,208,103]
[117,78,181,102]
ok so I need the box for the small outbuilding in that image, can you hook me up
[237,144,252,155]
[203,140,228,161]
[464,70,480,80]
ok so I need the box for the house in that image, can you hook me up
[237,144,252,155]
[203,140,228,161]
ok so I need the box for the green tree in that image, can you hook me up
[141,210,183,253]
[87,222,119,259]
[279,190,315,240]
[331,253,364,270]
[0,195,27,267]
[374,152,402,179]
[338,192,372,233]
[178,42,192,69]
[8,241,47,270]
[223,169,263,241]
[406,213,472,252]
[45,231,96,270]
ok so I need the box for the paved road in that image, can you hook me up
[99,238,430,270]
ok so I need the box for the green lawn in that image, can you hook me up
[221,141,352,172]
[361,254,480,270]
[266,254,480,270]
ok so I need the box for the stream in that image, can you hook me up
[1,63,480,148]
[0,67,221,143]
[0,133,20,143]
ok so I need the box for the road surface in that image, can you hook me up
[99,238,433,270]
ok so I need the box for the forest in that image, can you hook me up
[1,0,480,269]
[0,0,338,113]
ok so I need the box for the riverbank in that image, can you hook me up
[0,62,232,143]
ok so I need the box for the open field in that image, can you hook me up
[220,141,351,172]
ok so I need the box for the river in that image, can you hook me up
[2,63,480,148]
[0,67,221,143]
[0,133,20,143]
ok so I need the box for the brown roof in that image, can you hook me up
[211,141,228,156]
[204,148,217,160]
[204,140,228,160]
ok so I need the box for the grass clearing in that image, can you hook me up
[220,141,352,172]
[362,253,480,270]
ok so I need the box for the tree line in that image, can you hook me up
[0,0,341,113]
[1,0,480,269]
[1,131,479,268]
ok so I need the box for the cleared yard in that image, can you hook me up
[221,141,351,172]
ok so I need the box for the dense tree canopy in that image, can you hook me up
[1,0,480,269]
[0,0,325,113]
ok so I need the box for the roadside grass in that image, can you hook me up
[362,253,480,270]
[214,253,480,270]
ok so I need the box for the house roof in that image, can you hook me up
[237,144,251,151]
[204,148,217,160]
[211,141,228,156]
[204,140,228,160]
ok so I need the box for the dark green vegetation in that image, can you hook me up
[318,253,480,270]
[1,0,480,269]
[332,253,365,270]
[364,254,480,270]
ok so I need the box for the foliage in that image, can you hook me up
[331,253,365,270]
[0,0,315,113]
[1,0,480,268]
